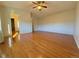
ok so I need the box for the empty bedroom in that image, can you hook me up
[0,1,79,58]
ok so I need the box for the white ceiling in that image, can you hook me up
[0,1,76,18]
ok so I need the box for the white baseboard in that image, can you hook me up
[73,35,79,48]
[20,32,33,34]
[35,30,73,36]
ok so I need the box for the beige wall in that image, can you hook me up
[74,2,79,48]
[0,8,4,42]
[0,8,10,37]
[0,7,8,43]
[0,7,32,37]
[35,9,75,35]
[19,11,32,34]
[9,8,32,34]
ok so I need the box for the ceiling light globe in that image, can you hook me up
[37,6,42,10]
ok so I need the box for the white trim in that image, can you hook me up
[73,35,79,48]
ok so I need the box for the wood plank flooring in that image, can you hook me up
[0,31,79,58]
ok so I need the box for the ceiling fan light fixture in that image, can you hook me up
[32,1,47,11]
[37,6,42,11]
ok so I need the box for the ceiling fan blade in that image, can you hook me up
[32,2,38,5]
[33,6,37,8]
[42,6,47,8]
[37,1,41,4]
[42,1,45,3]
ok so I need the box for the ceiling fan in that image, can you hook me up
[32,1,47,11]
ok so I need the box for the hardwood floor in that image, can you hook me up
[0,31,79,58]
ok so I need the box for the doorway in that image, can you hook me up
[11,18,15,35]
